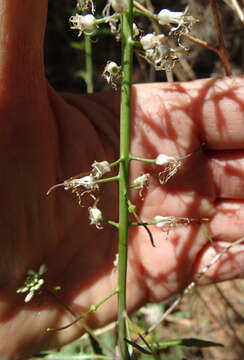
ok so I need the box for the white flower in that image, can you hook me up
[102,61,121,89]
[92,161,111,179]
[64,175,99,205]
[89,205,103,229]
[157,8,198,38]
[155,154,176,165]
[24,291,35,303]
[132,173,150,189]
[64,175,97,191]
[157,9,184,26]
[140,33,176,71]
[155,154,181,184]
[17,265,47,303]
[70,13,97,37]
[140,33,157,50]
[47,173,99,205]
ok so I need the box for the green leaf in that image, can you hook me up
[124,339,152,355]
[155,338,223,349]
[125,337,223,356]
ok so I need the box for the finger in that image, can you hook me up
[208,150,244,199]
[133,76,244,152]
[197,199,244,284]
[208,199,244,242]
[195,76,244,150]
[0,1,48,100]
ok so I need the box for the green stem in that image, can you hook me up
[47,289,118,332]
[130,155,155,163]
[118,4,134,360]
[46,290,116,357]
[95,175,120,185]
[110,158,121,168]
[85,35,94,93]
[104,219,119,228]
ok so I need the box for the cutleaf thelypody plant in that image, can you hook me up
[17,1,242,359]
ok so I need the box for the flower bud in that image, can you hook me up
[155,154,176,165]
[157,9,184,25]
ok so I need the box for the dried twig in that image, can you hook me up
[135,236,244,342]
[209,0,232,76]
[224,0,244,23]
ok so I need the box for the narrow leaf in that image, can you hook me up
[124,339,152,355]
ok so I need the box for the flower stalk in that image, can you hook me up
[117,2,133,359]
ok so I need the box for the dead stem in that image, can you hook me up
[209,0,232,76]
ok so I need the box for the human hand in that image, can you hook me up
[0,2,244,359]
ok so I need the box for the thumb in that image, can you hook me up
[0,1,48,100]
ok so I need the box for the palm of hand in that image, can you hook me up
[1,78,244,358]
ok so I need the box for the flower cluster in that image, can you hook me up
[47,161,111,229]
[138,8,198,71]
[17,264,47,303]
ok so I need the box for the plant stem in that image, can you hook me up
[118,3,134,359]
[96,175,120,185]
[130,155,155,163]
[85,35,94,93]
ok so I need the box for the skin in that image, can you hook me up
[0,1,244,359]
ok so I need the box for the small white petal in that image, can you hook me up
[24,291,34,303]
[17,286,29,294]
[38,279,44,286]
[38,264,47,276]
